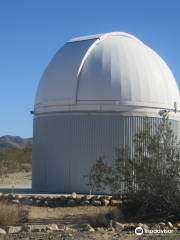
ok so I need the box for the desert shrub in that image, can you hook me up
[0,202,29,227]
[0,148,31,176]
[85,116,180,221]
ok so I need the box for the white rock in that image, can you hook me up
[46,224,59,231]
[101,199,109,206]
[11,199,20,204]
[83,224,95,232]
[167,222,173,229]
[113,221,125,230]
[0,228,6,235]
[71,192,77,199]
[7,226,22,234]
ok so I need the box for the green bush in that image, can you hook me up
[85,116,180,221]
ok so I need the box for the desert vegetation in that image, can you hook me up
[85,116,180,222]
[0,148,31,178]
[0,202,28,227]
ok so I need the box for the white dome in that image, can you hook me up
[35,32,180,114]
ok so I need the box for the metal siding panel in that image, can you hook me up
[32,114,180,193]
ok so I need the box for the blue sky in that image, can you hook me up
[0,0,180,137]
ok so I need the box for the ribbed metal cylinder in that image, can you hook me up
[32,113,180,193]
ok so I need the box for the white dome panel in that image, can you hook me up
[35,32,180,114]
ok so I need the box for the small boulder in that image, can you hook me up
[113,221,125,230]
[91,195,101,201]
[137,223,148,231]
[7,226,22,234]
[71,192,77,199]
[123,223,136,231]
[80,200,90,206]
[16,194,23,200]
[34,199,41,206]
[103,195,112,200]
[91,200,101,206]
[110,199,122,206]
[83,224,95,232]
[21,198,33,206]
[46,224,59,231]
[101,198,109,206]
[11,199,20,204]
[167,222,173,229]
[0,228,6,235]
[95,227,105,232]
[175,223,180,230]
[67,199,76,206]
[159,222,166,229]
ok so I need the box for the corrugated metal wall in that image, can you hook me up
[32,114,180,193]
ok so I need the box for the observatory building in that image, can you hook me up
[32,32,180,193]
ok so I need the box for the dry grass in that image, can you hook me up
[29,205,116,220]
[0,171,31,185]
[89,207,124,228]
[29,205,123,229]
[0,202,28,227]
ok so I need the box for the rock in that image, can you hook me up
[91,200,101,206]
[81,195,92,201]
[71,192,77,199]
[7,226,22,234]
[59,196,67,201]
[96,227,105,232]
[7,194,15,200]
[16,194,23,200]
[44,200,49,207]
[91,195,102,201]
[34,199,41,206]
[83,224,95,232]
[123,223,136,231]
[0,193,3,200]
[75,197,82,203]
[167,222,173,229]
[137,223,148,230]
[159,222,166,229]
[11,199,20,204]
[45,224,59,231]
[110,199,122,206]
[67,199,76,206]
[64,226,72,231]
[21,224,28,232]
[175,223,180,230]
[80,200,90,206]
[27,225,48,232]
[101,198,109,206]
[21,198,33,206]
[0,228,6,235]
[103,195,112,200]
[113,221,125,230]
[108,226,115,232]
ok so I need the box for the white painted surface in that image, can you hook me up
[35,32,180,114]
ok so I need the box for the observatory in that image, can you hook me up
[33,32,180,193]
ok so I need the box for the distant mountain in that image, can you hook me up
[0,135,32,151]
